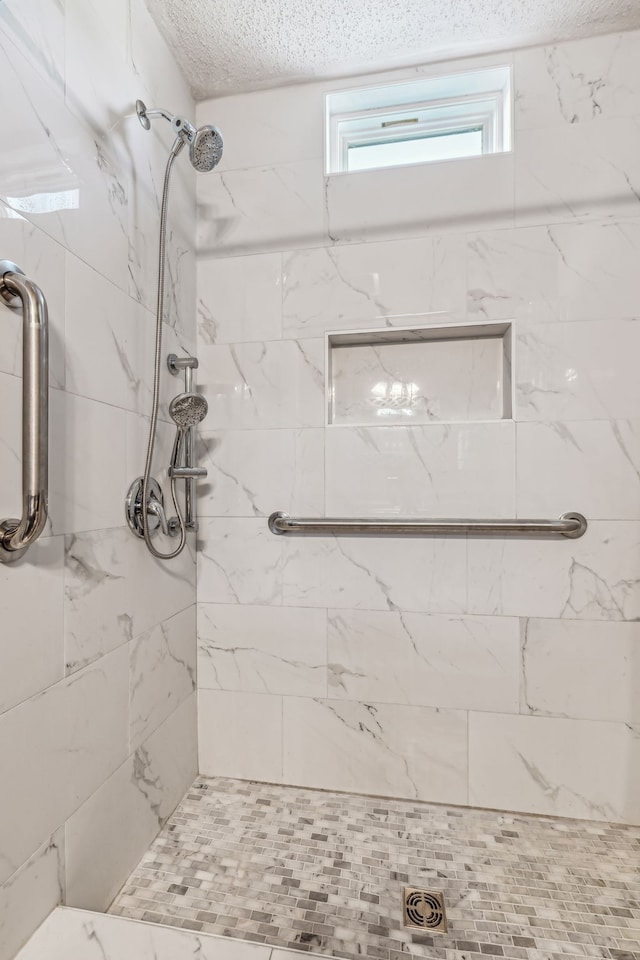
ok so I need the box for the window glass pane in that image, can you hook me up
[347,128,483,172]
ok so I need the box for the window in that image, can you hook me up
[326,66,511,175]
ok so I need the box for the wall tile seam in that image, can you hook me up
[64,256,192,324]
[195,215,640,264]
[198,100,640,182]
[0,828,65,902]
[59,697,198,875]
[0,690,197,891]
[197,684,636,727]
[198,677,638,724]
[0,637,129,726]
[64,599,197,681]
[0,183,193,320]
[127,674,197,764]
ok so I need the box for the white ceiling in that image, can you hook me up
[144,0,640,101]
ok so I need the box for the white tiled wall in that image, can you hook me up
[196,28,640,825]
[0,2,197,956]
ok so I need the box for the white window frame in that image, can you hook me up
[326,66,512,175]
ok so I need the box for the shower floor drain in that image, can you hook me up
[403,888,447,932]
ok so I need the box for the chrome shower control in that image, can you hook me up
[126,477,179,539]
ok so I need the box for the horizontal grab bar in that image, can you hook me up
[0,261,49,564]
[268,512,588,539]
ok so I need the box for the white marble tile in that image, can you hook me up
[0,0,65,92]
[64,526,195,674]
[197,84,324,169]
[522,618,640,724]
[198,603,327,697]
[467,521,640,620]
[129,605,196,750]
[199,339,325,430]
[197,253,282,345]
[283,697,468,804]
[64,0,134,139]
[515,31,640,129]
[515,319,640,422]
[468,711,640,822]
[65,695,197,912]
[0,644,128,886]
[164,226,197,346]
[197,159,326,256]
[331,333,508,425]
[126,133,196,322]
[515,117,640,226]
[16,906,271,960]
[326,423,515,519]
[64,255,151,413]
[125,411,179,496]
[517,420,640,521]
[0,830,63,960]
[198,690,283,783]
[0,203,65,389]
[468,220,640,323]
[198,428,324,518]
[197,518,282,605]
[328,610,520,713]
[282,532,467,613]
[327,151,514,242]
[0,536,64,717]
[129,0,194,129]
[0,38,129,290]
[48,391,128,535]
[282,236,467,339]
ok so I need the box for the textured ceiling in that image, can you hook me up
[144,0,640,100]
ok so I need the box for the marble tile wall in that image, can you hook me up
[196,28,640,825]
[0,2,198,957]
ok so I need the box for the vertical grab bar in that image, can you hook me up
[0,261,49,564]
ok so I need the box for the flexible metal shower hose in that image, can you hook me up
[141,135,188,559]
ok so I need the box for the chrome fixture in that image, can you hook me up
[167,364,208,531]
[135,99,224,172]
[268,512,588,538]
[126,100,221,560]
[0,260,49,564]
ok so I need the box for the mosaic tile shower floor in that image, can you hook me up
[109,777,640,960]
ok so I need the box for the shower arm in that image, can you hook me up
[136,100,196,140]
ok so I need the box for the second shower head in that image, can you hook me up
[169,392,209,429]
[136,99,223,172]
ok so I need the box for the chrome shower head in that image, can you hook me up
[190,125,224,172]
[136,100,223,172]
[169,392,208,429]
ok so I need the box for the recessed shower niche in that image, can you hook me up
[327,321,512,426]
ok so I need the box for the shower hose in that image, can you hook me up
[141,135,188,560]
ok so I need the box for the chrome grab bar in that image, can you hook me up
[0,261,49,564]
[268,512,588,539]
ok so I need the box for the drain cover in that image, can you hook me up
[403,888,447,932]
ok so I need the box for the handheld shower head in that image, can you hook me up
[169,393,208,429]
[190,125,224,172]
[136,100,223,171]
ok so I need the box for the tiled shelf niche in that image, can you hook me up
[327,321,512,426]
